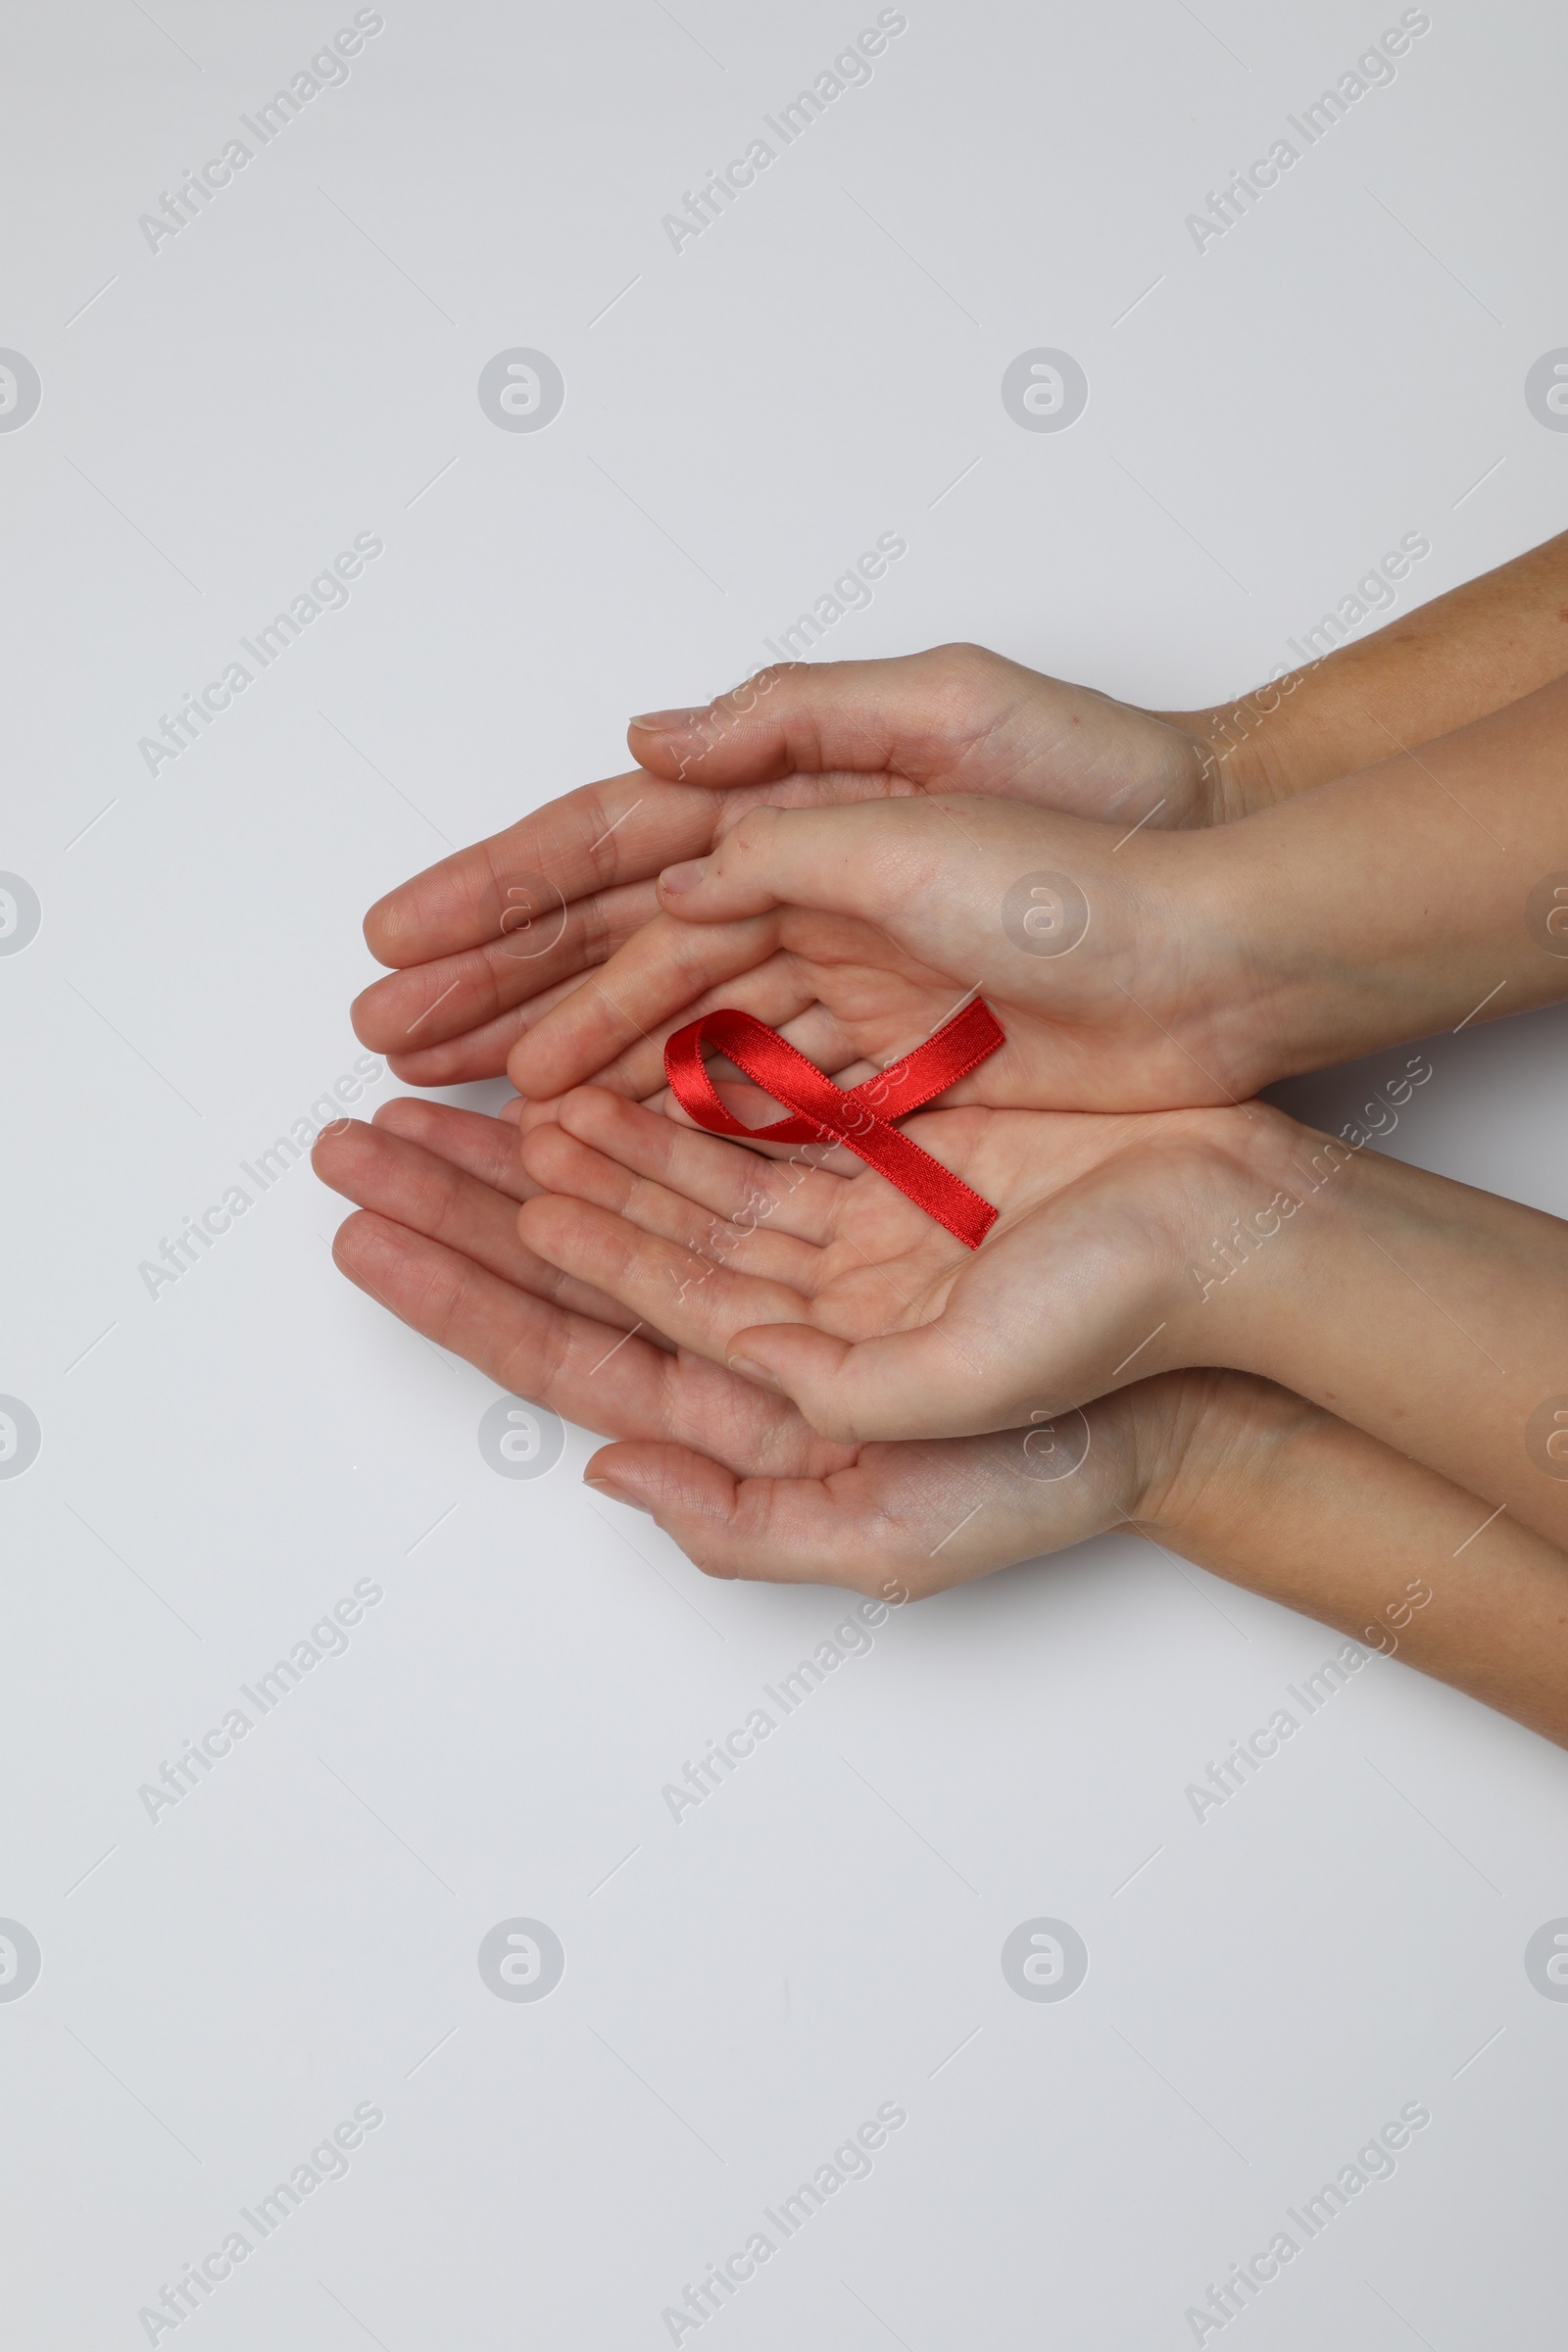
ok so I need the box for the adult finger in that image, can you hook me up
[369,1097,535,1201]
[315,1115,644,1334]
[627,644,1212,827]
[505,891,937,1102]
[583,1441,924,1590]
[352,878,659,1060]
[376,968,591,1088]
[330,1211,818,1476]
[587,1416,1131,1592]
[362,772,730,969]
[626,645,1021,797]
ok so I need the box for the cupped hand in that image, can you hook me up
[309,1100,1568,1749]
[514,1081,1288,1443]
[310,1096,1169,1592]
[506,792,1273,1115]
[348,645,1217,1090]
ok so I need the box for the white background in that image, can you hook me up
[2,2,1567,2345]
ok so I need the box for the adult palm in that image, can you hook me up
[311,1098,1154,1592]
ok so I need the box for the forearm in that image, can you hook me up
[1188,668,1568,1084]
[1137,1371,1568,1749]
[1196,1116,1568,1554]
[1159,524,1568,816]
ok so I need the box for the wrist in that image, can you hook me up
[1200,1134,1568,1553]
[1159,789,1457,1096]
[1132,1367,1324,1532]
[1147,1102,1335,1377]
[1128,1363,1568,1750]
[1112,706,1233,830]
[1086,1367,1270,1531]
[1152,682,1333,820]
[1131,826,1312,1101]
[1176,722,1568,1086]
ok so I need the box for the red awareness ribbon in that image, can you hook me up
[662,998,1004,1249]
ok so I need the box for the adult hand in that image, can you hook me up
[511,669,1568,1114]
[311,1098,1568,1745]
[513,1079,1568,1557]
[348,646,1217,1090]
[309,1096,1155,1592]
[505,793,1263,1114]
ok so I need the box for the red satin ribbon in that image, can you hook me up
[662,998,1004,1248]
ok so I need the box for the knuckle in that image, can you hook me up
[918,640,1005,729]
[927,640,993,687]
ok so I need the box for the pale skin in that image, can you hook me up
[349,526,1568,1087]
[505,1084,1568,1556]
[488,672,1568,1118]
[472,685,1568,1566]
[326,527,1568,1742]
[311,1100,1568,1748]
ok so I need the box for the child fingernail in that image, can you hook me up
[725,1354,779,1389]
[659,858,708,894]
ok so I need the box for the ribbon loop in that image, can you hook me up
[662,999,1004,1249]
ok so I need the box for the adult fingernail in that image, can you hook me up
[659,858,708,894]
[629,708,702,733]
[725,1354,779,1390]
